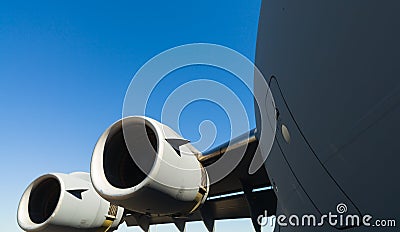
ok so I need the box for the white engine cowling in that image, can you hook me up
[17,172,124,232]
[90,116,209,216]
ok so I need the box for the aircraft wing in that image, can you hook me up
[17,118,277,232]
[123,129,277,232]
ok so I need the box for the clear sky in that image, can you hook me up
[0,0,273,231]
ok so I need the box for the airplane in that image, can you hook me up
[16,0,400,232]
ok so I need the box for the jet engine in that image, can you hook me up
[90,116,209,217]
[17,172,124,232]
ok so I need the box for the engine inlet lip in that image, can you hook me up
[91,116,164,200]
[17,174,65,231]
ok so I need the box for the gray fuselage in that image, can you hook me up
[255,1,400,231]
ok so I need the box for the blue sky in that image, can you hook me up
[0,0,273,231]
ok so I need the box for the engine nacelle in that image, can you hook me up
[90,116,209,216]
[17,172,124,232]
